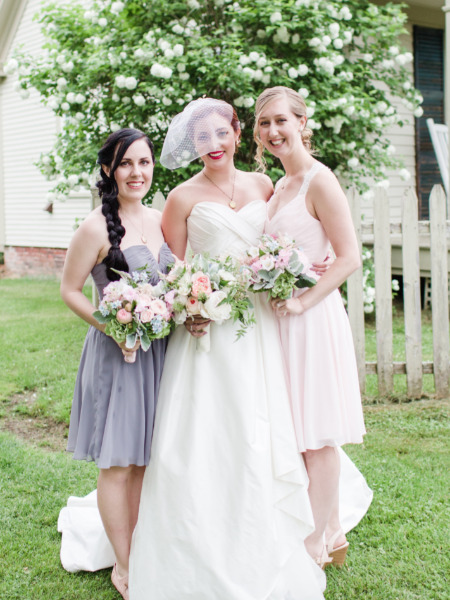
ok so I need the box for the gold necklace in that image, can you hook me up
[202,169,237,209]
[120,204,147,244]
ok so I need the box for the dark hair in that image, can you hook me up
[97,128,155,281]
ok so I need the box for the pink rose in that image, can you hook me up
[251,259,263,274]
[140,308,154,323]
[116,308,133,324]
[276,248,291,268]
[191,272,212,298]
[186,297,200,315]
[150,299,169,317]
[164,289,176,306]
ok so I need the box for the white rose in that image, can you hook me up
[173,309,187,325]
[259,254,275,270]
[247,246,260,259]
[218,269,235,282]
[200,291,232,322]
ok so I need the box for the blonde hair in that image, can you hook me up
[253,86,315,171]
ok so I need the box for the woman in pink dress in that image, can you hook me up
[254,86,366,568]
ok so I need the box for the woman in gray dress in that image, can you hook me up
[60,128,172,600]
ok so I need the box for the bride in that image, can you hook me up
[128,98,327,599]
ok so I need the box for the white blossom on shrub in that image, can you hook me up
[12,0,423,197]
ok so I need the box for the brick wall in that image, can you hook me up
[4,246,67,278]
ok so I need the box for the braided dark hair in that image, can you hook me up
[97,128,155,281]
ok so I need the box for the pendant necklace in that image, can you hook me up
[121,204,147,244]
[202,169,237,209]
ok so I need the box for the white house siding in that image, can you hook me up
[1,0,90,251]
[358,30,417,223]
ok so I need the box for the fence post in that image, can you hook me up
[429,185,450,397]
[373,188,393,395]
[402,188,423,397]
[346,188,366,392]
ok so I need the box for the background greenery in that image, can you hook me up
[10,0,421,199]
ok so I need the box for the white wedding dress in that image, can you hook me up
[58,201,373,595]
[129,200,325,599]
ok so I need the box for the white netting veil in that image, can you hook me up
[159,98,237,170]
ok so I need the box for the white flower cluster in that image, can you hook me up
[150,63,173,79]
[115,75,138,89]
[234,96,255,108]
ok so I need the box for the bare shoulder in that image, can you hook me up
[145,206,163,224]
[76,206,108,239]
[164,176,200,216]
[240,171,274,197]
[309,164,345,200]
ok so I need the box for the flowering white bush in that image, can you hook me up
[11,0,422,199]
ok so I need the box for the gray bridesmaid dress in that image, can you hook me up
[67,243,173,469]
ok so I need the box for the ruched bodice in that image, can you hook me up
[187,200,267,257]
[266,163,330,264]
[91,243,173,299]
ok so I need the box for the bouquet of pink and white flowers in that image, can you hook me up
[93,268,174,360]
[159,253,255,347]
[243,233,317,300]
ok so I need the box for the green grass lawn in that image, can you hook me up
[0,278,449,599]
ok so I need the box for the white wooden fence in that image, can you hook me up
[347,184,450,399]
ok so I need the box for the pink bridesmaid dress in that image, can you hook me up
[265,161,366,452]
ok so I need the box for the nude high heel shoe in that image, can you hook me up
[327,529,349,567]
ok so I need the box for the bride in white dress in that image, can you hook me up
[128,99,326,599]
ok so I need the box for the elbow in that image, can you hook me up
[344,253,361,277]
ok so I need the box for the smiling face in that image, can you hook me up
[106,138,154,203]
[193,112,240,167]
[256,96,307,159]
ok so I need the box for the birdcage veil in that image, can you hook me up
[159,98,236,170]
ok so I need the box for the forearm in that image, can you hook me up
[300,254,360,311]
[61,287,106,332]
